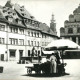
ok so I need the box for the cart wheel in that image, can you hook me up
[27,68,32,74]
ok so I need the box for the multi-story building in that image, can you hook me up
[0,0,59,61]
[60,4,80,45]
[60,4,80,58]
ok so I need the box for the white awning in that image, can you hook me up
[42,51,55,54]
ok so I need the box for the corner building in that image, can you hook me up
[0,1,59,61]
[60,4,80,45]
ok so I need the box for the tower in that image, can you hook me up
[50,14,57,35]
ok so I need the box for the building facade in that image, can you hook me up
[0,0,59,61]
[60,4,80,45]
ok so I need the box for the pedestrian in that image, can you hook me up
[50,53,57,73]
[55,51,61,73]
[38,53,41,63]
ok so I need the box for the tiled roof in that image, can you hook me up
[14,4,36,21]
[39,23,49,32]
[9,18,25,28]
[39,22,57,36]
[0,11,8,23]
[0,1,58,37]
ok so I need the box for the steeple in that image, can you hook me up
[50,13,57,35]
[51,14,55,23]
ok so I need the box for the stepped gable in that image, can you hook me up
[14,4,36,21]
[73,5,80,14]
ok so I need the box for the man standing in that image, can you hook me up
[50,53,57,73]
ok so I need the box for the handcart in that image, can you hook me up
[25,61,67,75]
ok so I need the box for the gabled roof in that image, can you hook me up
[5,0,13,8]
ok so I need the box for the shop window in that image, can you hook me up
[9,50,16,57]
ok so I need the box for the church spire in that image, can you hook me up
[51,14,55,23]
[50,13,57,35]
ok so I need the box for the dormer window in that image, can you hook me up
[30,16,34,19]
[8,11,12,14]
[22,13,25,16]
[32,21,34,25]
[15,18,22,24]
[8,17,13,22]
[13,13,16,15]
[18,20,22,24]
[20,8,24,11]
[3,10,6,13]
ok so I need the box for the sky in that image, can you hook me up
[0,0,80,36]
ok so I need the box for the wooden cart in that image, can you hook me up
[25,61,67,75]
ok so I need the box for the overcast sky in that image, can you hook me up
[0,0,80,36]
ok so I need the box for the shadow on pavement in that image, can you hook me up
[22,73,70,77]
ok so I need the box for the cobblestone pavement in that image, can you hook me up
[0,60,80,80]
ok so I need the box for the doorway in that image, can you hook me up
[19,50,23,60]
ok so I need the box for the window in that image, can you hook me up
[68,28,73,34]
[1,38,5,44]
[9,27,18,33]
[37,41,39,46]
[8,17,13,22]
[34,32,36,37]
[0,24,5,31]
[22,13,24,16]
[34,41,36,46]
[31,32,33,37]
[28,50,30,56]
[9,50,16,57]
[77,28,80,33]
[0,38,5,44]
[20,29,24,34]
[18,20,22,24]
[31,41,33,46]
[13,13,16,15]
[19,39,24,45]
[28,31,30,36]
[37,33,39,37]
[15,39,18,45]
[10,27,12,32]
[9,38,18,45]
[45,35,46,38]
[14,28,18,33]
[20,8,24,11]
[28,40,30,46]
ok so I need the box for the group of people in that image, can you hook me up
[49,51,61,73]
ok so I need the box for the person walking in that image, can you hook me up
[50,53,57,73]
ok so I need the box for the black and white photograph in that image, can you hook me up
[0,0,80,80]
